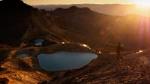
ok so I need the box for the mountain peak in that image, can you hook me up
[53,6,92,15]
[0,0,31,10]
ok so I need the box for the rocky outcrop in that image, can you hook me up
[0,48,52,84]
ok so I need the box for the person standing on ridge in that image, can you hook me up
[116,42,123,59]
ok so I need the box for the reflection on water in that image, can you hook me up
[17,54,29,58]
[38,52,97,71]
[34,39,45,46]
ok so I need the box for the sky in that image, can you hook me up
[23,0,134,5]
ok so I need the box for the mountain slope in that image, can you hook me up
[0,0,67,46]
[51,6,147,49]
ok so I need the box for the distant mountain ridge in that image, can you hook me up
[50,6,150,49]
[35,4,136,16]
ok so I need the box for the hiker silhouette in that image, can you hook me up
[116,42,123,56]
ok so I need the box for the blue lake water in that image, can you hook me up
[38,52,97,71]
[34,39,45,46]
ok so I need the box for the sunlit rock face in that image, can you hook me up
[0,58,52,84]
[0,48,52,84]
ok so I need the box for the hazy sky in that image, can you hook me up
[23,0,134,5]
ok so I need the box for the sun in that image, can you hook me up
[131,0,150,16]
[132,0,150,8]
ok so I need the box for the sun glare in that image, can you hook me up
[131,0,150,16]
[132,0,150,8]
